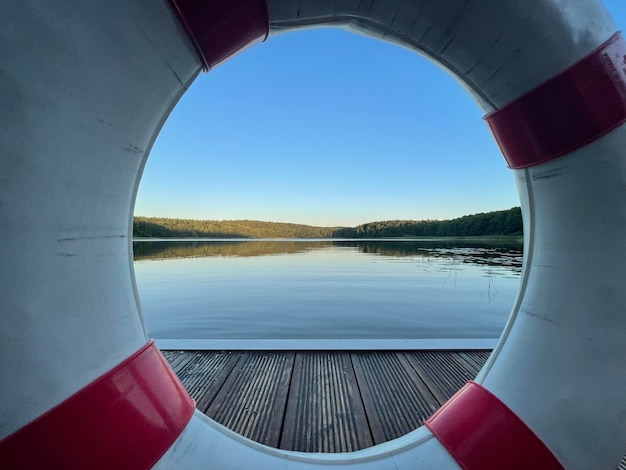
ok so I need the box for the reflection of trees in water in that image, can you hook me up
[133,239,523,275]
[133,240,332,260]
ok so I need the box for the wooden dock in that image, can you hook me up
[162,349,487,452]
[163,349,626,468]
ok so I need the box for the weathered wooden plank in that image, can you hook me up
[281,352,373,452]
[404,351,475,405]
[457,350,488,372]
[402,353,450,406]
[448,351,483,375]
[170,351,243,413]
[161,350,184,362]
[473,350,491,364]
[165,350,198,373]
[351,352,438,444]
[207,351,295,448]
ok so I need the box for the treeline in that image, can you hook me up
[335,207,522,238]
[133,207,522,239]
[133,217,337,238]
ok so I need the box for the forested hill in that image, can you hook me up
[133,207,522,238]
[133,217,337,238]
[335,207,522,238]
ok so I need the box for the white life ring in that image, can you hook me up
[1,1,625,469]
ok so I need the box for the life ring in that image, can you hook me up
[1,1,625,469]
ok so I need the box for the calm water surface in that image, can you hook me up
[133,239,522,340]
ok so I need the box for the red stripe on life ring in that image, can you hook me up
[0,341,195,470]
[169,0,269,71]
[485,32,626,169]
[425,382,563,470]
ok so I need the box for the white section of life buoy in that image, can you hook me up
[1,1,625,469]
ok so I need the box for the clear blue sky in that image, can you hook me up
[135,1,625,227]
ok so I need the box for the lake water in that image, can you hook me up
[133,239,522,344]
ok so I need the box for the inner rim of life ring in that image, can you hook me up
[134,27,518,345]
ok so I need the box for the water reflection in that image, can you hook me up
[133,240,329,260]
[133,239,523,274]
[133,239,522,340]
